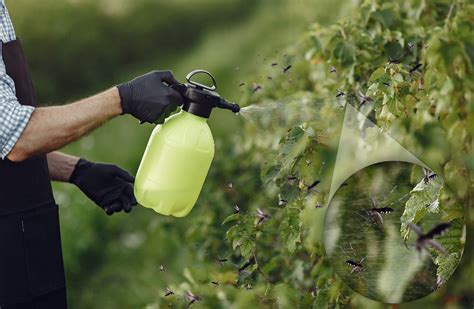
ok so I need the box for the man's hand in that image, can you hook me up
[117,70,184,124]
[69,159,137,215]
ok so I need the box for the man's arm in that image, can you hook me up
[7,88,122,162]
[47,151,79,182]
[7,70,183,162]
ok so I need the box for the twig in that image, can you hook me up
[444,1,456,29]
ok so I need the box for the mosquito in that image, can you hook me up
[307,180,321,193]
[407,222,450,256]
[336,89,346,97]
[422,167,437,184]
[356,91,373,107]
[217,257,228,266]
[239,256,255,273]
[283,65,292,74]
[271,62,278,67]
[287,175,298,181]
[330,66,337,73]
[388,57,401,64]
[186,291,202,307]
[239,82,246,87]
[256,208,271,225]
[367,196,394,226]
[409,63,422,74]
[346,256,367,274]
[164,288,174,297]
[234,204,240,213]
[211,281,219,286]
[252,83,262,92]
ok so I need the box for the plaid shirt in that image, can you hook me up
[0,0,35,159]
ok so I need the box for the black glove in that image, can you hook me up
[117,70,184,124]
[69,159,137,215]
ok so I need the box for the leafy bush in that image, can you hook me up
[153,0,473,307]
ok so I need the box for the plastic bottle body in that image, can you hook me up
[134,110,215,217]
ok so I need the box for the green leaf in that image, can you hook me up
[280,208,301,253]
[240,237,255,257]
[261,161,282,187]
[332,40,356,67]
[369,67,386,82]
[222,213,241,225]
[384,41,404,61]
[226,225,239,243]
[423,66,436,91]
[436,253,461,285]
[280,183,300,202]
[400,177,443,240]
[314,288,330,309]
[261,126,310,189]
[311,35,323,52]
[372,8,397,28]
[435,219,464,283]
[464,41,474,69]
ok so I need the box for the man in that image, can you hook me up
[0,1,183,307]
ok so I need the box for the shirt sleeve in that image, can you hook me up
[0,46,35,159]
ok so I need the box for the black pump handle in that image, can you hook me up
[186,70,217,91]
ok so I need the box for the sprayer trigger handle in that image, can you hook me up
[186,70,217,91]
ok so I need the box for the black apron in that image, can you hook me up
[0,39,67,307]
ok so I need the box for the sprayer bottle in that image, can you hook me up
[134,70,240,217]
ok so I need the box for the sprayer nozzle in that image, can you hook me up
[230,104,241,113]
[218,99,240,113]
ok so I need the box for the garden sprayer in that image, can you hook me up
[134,70,240,217]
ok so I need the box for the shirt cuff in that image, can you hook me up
[0,104,35,159]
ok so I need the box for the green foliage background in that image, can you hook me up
[7,0,473,307]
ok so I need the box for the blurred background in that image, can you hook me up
[8,0,354,307]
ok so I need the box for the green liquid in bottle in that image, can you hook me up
[134,110,215,217]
